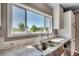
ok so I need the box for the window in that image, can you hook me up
[11,5,26,34]
[8,4,52,37]
[27,10,45,32]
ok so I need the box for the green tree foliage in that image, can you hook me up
[19,23,25,31]
[30,25,37,32]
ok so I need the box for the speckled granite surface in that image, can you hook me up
[0,46,42,56]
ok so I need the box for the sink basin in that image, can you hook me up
[46,41,60,47]
[34,42,49,52]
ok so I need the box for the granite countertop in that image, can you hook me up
[0,38,70,56]
[12,46,43,56]
[0,45,43,56]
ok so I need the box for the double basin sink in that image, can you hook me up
[33,38,64,52]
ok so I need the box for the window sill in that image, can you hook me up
[8,32,51,38]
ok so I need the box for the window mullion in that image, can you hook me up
[25,10,27,33]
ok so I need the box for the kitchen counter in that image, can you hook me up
[0,38,70,56]
[0,45,43,56]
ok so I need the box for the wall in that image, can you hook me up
[0,3,53,53]
[57,11,72,39]
[24,3,52,16]
[57,11,75,39]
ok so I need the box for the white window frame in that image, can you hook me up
[7,3,52,37]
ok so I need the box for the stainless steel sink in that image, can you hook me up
[33,41,60,52]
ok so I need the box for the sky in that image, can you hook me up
[27,10,44,28]
[12,6,45,28]
[12,6,25,28]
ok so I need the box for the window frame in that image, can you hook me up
[7,4,52,37]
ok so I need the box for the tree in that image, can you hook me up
[18,23,25,31]
[30,25,37,32]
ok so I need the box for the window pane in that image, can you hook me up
[27,10,45,32]
[11,5,25,33]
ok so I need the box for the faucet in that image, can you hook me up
[47,30,50,41]
[40,32,43,43]
[47,33,49,40]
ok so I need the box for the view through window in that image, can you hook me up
[27,10,45,32]
[12,6,25,33]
